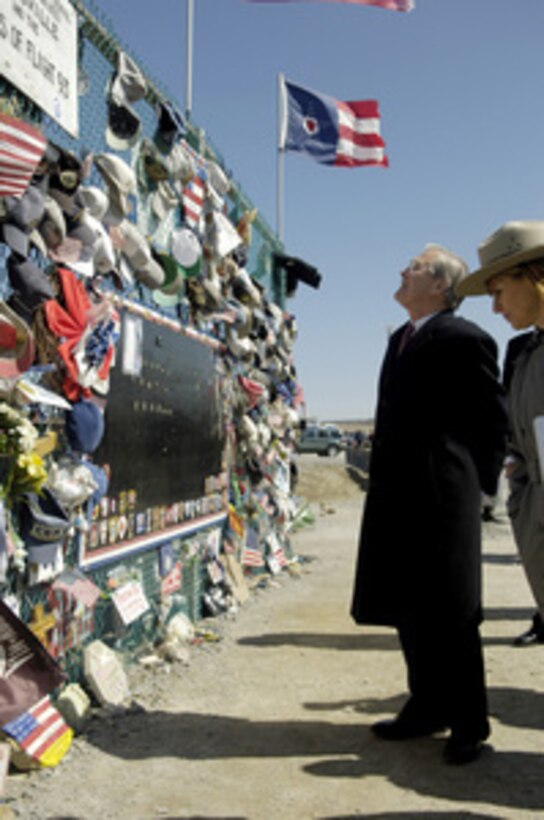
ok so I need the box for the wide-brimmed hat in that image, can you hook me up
[116,220,165,289]
[78,186,110,220]
[0,301,35,378]
[94,154,136,221]
[458,221,544,297]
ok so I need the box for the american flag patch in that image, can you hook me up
[0,113,47,197]
[2,695,73,767]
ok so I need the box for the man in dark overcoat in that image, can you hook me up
[351,243,507,764]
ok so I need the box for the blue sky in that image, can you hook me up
[93,0,544,421]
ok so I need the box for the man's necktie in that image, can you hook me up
[397,322,414,356]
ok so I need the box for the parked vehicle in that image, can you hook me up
[296,424,346,457]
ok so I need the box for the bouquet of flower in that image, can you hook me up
[0,403,47,498]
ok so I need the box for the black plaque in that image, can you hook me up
[94,312,224,510]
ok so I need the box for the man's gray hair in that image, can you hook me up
[425,243,469,309]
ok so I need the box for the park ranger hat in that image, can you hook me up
[458,220,544,297]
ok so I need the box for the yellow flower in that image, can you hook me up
[12,452,48,494]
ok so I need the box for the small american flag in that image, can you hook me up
[2,695,73,767]
[242,545,265,567]
[242,526,265,567]
[267,532,289,567]
[0,113,47,197]
[182,171,206,230]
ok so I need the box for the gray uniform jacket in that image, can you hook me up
[507,332,544,616]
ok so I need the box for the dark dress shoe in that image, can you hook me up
[372,717,447,741]
[513,613,544,646]
[443,736,486,765]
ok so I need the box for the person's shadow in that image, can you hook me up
[84,691,544,813]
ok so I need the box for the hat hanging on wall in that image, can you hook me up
[139,139,170,184]
[106,101,141,152]
[165,141,195,184]
[6,255,54,323]
[111,52,147,105]
[151,181,179,222]
[48,147,84,199]
[209,212,242,258]
[18,488,70,551]
[115,220,165,289]
[1,184,45,257]
[94,154,137,222]
[78,186,110,221]
[170,227,202,278]
[30,195,66,257]
[65,398,105,455]
[106,52,147,152]
[153,101,186,154]
[204,160,230,198]
[153,250,186,295]
[0,301,35,379]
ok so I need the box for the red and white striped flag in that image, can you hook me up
[267,533,289,568]
[0,114,47,197]
[2,695,73,767]
[242,544,265,567]
[182,172,206,229]
[241,526,265,567]
[246,0,414,9]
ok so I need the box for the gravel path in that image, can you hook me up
[5,456,544,819]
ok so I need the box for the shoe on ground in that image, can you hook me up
[443,736,487,765]
[372,716,447,741]
[512,615,544,647]
[481,507,499,523]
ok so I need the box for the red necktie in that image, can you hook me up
[397,322,414,355]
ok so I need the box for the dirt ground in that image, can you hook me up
[4,454,544,820]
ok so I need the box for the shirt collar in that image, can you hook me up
[412,311,439,332]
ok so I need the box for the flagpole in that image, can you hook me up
[185,0,194,119]
[277,73,286,242]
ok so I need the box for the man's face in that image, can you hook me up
[395,249,447,318]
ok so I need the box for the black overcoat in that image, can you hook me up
[351,310,508,629]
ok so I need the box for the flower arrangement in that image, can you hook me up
[0,403,48,498]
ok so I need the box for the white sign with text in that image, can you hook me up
[0,0,78,136]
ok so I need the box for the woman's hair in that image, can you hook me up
[424,243,469,309]
[519,260,544,285]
